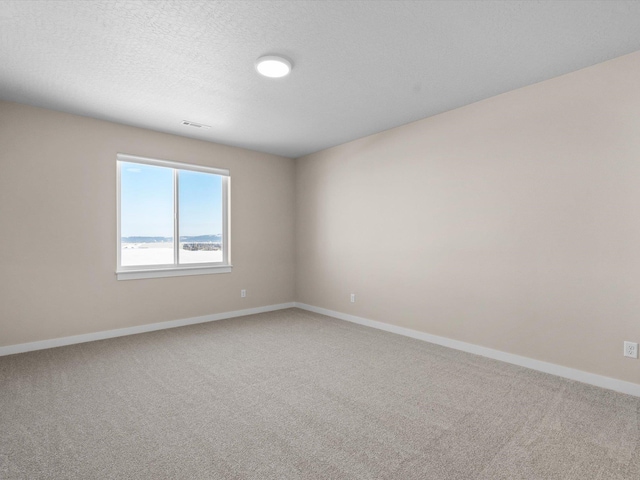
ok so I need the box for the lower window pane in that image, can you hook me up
[120,162,174,266]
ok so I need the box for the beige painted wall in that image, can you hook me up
[0,101,295,346]
[296,51,640,384]
[2,52,639,386]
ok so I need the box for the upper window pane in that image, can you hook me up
[120,162,174,266]
[178,170,223,265]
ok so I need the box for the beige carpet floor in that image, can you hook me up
[1,308,639,479]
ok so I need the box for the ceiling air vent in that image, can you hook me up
[181,120,211,129]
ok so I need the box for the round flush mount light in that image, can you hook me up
[255,55,292,78]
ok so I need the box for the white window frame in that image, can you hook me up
[116,153,231,280]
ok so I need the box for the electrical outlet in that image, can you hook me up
[624,341,638,359]
[350,293,356,303]
[241,289,246,298]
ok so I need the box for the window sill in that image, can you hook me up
[116,265,232,280]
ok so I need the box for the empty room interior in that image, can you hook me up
[2,1,640,478]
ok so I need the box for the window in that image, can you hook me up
[116,153,230,280]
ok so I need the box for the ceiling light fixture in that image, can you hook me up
[255,55,292,78]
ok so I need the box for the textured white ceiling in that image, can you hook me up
[1,0,640,158]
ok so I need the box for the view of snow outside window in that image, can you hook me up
[120,162,223,267]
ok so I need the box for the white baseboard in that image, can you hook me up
[5,301,638,398]
[294,303,640,398]
[0,302,296,357]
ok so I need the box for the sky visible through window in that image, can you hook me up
[120,162,222,239]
